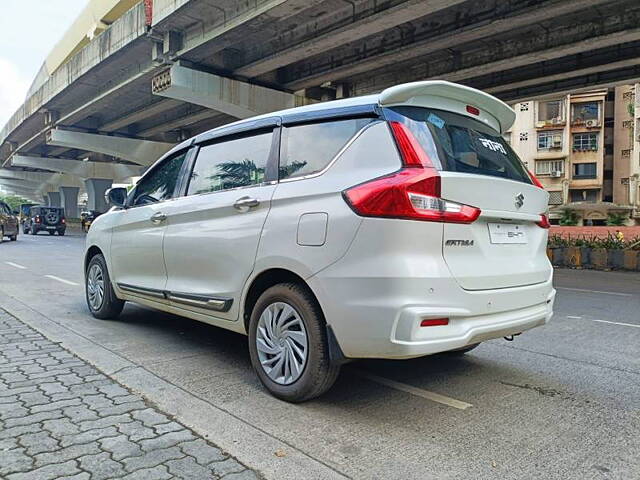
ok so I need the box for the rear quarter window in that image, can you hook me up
[387,106,532,184]
[279,118,373,180]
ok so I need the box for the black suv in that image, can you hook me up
[23,206,66,236]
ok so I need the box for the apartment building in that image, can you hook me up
[507,85,640,225]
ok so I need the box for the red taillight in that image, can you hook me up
[420,318,449,327]
[342,122,481,224]
[528,170,545,189]
[466,105,480,116]
[536,214,551,229]
[35,216,41,223]
[388,121,434,168]
[61,218,66,224]
[343,169,480,224]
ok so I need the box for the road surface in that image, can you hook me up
[0,231,638,479]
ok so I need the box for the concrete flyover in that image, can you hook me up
[1,0,640,202]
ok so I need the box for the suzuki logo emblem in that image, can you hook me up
[515,193,525,208]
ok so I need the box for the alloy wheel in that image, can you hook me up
[256,301,308,385]
[87,264,105,311]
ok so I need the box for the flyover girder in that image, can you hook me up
[46,129,173,166]
[11,155,143,181]
[151,64,311,119]
[280,0,640,92]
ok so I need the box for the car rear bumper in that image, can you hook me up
[306,216,555,359]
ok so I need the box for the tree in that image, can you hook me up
[0,194,31,212]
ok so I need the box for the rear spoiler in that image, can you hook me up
[378,81,515,133]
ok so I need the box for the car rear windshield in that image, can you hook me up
[386,106,532,184]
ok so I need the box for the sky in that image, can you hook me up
[0,0,88,130]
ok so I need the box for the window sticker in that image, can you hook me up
[427,113,445,129]
[478,138,507,155]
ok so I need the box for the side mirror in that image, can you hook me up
[105,187,127,208]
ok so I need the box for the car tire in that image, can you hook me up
[48,230,55,235]
[58,230,65,236]
[248,283,340,402]
[85,254,125,320]
[9,235,17,241]
[0,227,3,243]
[444,343,481,355]
[30,228,37,235]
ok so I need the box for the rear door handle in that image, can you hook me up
[150,212,167,224]
[233,196,260,211]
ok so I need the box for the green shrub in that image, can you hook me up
[606,213,627,226]
[559,210,579,226]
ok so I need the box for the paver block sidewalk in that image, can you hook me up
[0,309,261,480]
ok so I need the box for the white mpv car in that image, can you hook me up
[85,81,555,402]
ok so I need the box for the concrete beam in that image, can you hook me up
[0,170,81,187]
[46,129,174,166]
[151,64,310,119]
[0,178,41,188]
[434,29,640,85]
[486,58,640,96]
[282,0,636,91]
[11,155,143,181]
[235,0,466,78]
[174,0,327,58]
[138,110,226,138]
[100,99,182,132]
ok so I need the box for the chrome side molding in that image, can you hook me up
[166,292,232,312]
[117,283,232,312]
[118,283,166,299]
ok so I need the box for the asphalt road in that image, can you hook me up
[0,230,638,480]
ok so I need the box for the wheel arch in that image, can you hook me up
[84,245,104,272]
[242,268,321,333]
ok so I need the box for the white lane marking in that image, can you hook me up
[355,370,472,410]
[44,275,80,286]
[557,287,633,297]
[566,315,582,319]
[591,319,640,329]
[4,262,26,269]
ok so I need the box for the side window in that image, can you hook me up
[133,151,188,206]
[279,118,372,180]
[187,131,273,195]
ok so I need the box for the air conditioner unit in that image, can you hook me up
[551,171,562,178]
[585,119,599,128]
[552,140,562,147]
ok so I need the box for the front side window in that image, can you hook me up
[573,133,598,152]
[573,163,597,179]
[537,130,563,150]
[187,131,273,195]
[279,118,372,180]
[133,151,188,206]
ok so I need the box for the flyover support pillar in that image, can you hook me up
[47,192,61,207]
[85,178,112,213]
[59,186,79,219]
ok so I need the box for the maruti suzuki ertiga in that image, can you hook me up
[85,81,555,402]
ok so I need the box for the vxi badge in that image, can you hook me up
[445,239,474,246]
